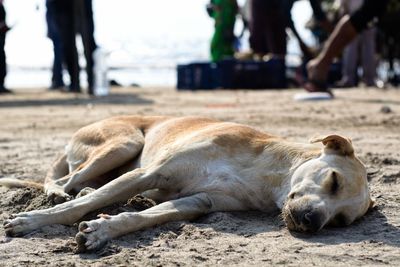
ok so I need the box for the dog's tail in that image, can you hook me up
[0,178,44,190]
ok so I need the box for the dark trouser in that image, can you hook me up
[53,0,80,91]
[249,0,286,56]
[46,1,64,87]
[0,4,6,89]
[50,37,64,87]
[0,33,6,89]
[75,0,97,93]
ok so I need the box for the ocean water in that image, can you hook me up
[3,0,312,88]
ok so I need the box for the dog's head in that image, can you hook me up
[282,134,372,232]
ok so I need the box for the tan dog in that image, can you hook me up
[1,115,373,252]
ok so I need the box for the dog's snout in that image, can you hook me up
[289,208,323,232]
[301,210,322,232]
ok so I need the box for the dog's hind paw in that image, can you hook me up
[47,191,73,204]
[75,218,110,252]
[76,187,96,199]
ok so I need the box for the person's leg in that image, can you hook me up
[51,35,65,88]
[0,33,6,91]
[62,17,80,91]
[341,45,351,86]
[360,27,376,86]
[46,3,64,89]
[0,4,8,93]
[54,1,80,92]
[83,0,97,94]
[263,0,286,58]
[249,0,269,55]
[76,0,97,94]
[341,36,359,86]
[211,26,224,62]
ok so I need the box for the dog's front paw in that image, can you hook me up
[3,212,39,237]
[75,218,110,252]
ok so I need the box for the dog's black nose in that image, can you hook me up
[301,210,322,232]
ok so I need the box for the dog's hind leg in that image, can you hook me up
[43,153,72,203]
[45,135,144,204]
[62,138,144,191]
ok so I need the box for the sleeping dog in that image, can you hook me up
[1,115,373,251]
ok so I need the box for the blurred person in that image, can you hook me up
[207,0,238,62]
[46,0,65,90]
[51,0,98,94]
[0,0,10,94]
[305,0,392,95]
[237,0,331,61]
[336,0,376,87]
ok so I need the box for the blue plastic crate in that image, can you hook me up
[177,62,218,90]
[177,59,287,90]
[217,59,287,89]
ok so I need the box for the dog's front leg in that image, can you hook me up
[3,167,156,237]
[75,192,214,252]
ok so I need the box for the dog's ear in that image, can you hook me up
[310,134,354,156]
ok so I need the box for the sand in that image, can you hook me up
[0,86,399,266]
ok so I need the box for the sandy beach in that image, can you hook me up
[0,86,399,266]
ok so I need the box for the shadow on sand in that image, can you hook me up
[289,207,400,248]
[78,207,400,258]
[0,92,153,108]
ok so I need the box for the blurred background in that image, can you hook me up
[3,0,313,88]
